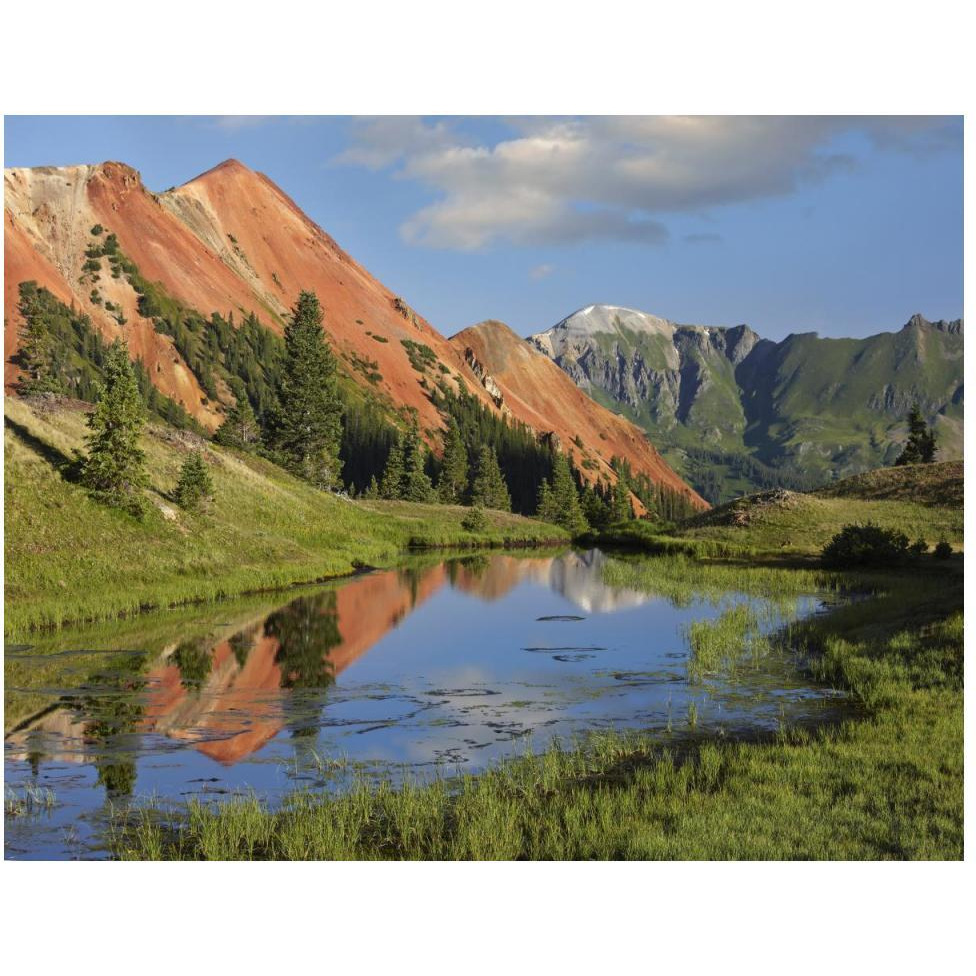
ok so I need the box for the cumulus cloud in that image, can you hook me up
[334,115,960,251]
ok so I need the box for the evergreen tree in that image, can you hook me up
[214,396,261,451]
[895,403,938,465]
[582,486,611,530]
[379,437,406,499]
[470,445,512,511]
[174,450,215,511]
[81,340,149,515]
[538,453,588,534]
[402,423,436,502]
[536,479,561,525]
[268,291,343,488]
[437,419,469,503]
[610,470,634,522]
[362,475,380,499]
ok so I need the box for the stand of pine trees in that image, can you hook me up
[14,281,200,430]
[13,278,696,533]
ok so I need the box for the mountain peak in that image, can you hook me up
[454,319,521,342]
[904,313,963,335]
[554,304,675,335]
[182,158,256,187]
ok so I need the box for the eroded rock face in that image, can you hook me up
[463,347,505,408]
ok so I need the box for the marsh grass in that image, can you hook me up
[601,552,852,606]
[5,782,57,817]
[109,561,963,860]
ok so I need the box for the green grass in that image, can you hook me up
[109,561,963,860]
[3,397,567,636]
[680,479,962,558]
[601,551,843,603]
[586,463,963,560]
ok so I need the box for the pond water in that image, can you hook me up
[4,548,848,859]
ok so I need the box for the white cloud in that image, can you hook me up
[334,116,959,251]
[530,263,556,280]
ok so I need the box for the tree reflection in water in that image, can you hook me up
[172,637,213,692]
[264,590,342,738]
[64,655,148,799]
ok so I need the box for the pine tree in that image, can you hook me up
[379,438,406,499]
[540,453,588,534]
[536,479,561,525]
[81,340,148,515]
[268,291,343,488]
[470,446,511,511]
[895,403,937,465]
[214,396,261,451]
[402,423,436,502]
[582,485,611,530]
[437,419,469,503]
[610,470,634,522]
[363,475,380,499]
[174,450,215,511]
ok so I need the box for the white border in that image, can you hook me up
[1,2,971,974]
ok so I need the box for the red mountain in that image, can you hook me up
[4,158,704,506]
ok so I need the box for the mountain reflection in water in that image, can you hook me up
[5,549,846,858]
[9,551,644,769]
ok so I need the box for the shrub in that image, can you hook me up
[90,224,103,236]
[461,507,489,532]
[821,522,917,568]
[934,540,953,559]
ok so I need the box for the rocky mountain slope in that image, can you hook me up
[450,319,705,508]
[4,160,495,434]
[5,161,698,503]
[529,305,963,501]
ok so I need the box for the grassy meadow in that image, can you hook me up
[3,397,567,636]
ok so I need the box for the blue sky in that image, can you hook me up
[4,115,963,340]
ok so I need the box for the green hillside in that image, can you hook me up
[3,396,567,636]
[679,461,963,556]
[531,308,963,503]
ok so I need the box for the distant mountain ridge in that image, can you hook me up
[529,305,963,502]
